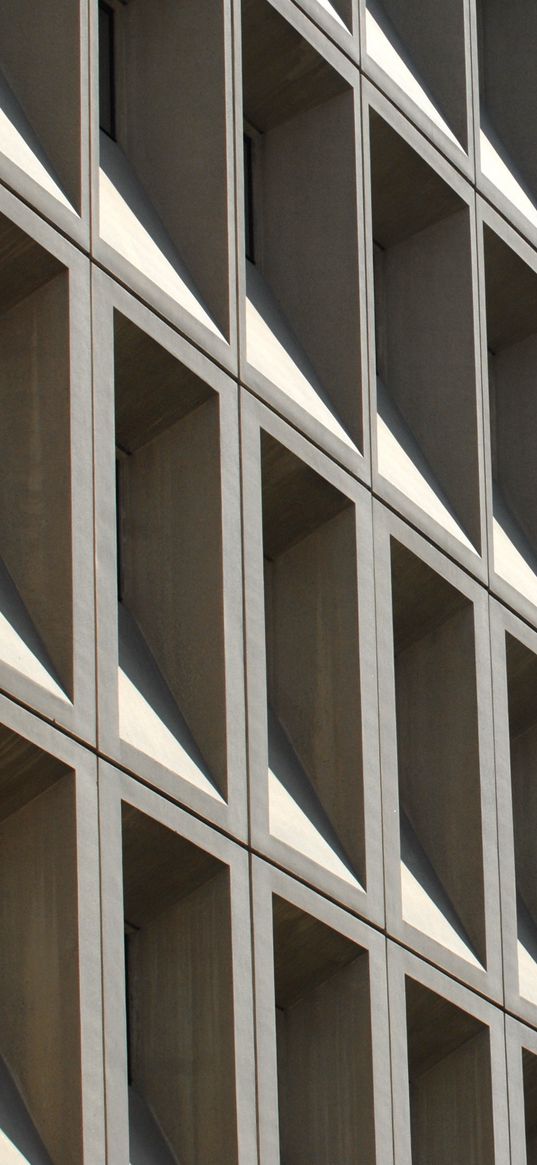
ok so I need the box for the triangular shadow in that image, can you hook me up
[129,1087,177,1165]
[377,378,476,553]
[517,894,537,1005]
[0,1054,53,1164]
[99,133,221,337]
[480,112,537,229]
[0,557,68,701]
[493,482,537,607]
[400,810,482,968]
[268,706,362,887]
[315,0,348,31]
[118,604,223,802]
[0,68,73,211]
[365,0,461,148]
[246,261,357,451]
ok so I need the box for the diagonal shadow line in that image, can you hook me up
[99,133,220,336]
[129,1086,178,1165]
[0,67,72,208]
[0,557,67,699]
[268,706,361,886]
[118,603,221,799]
[400,809,482,966]
[0,1054,53,1165]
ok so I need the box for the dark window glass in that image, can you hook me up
[99,1,116,138]
[124,931,133,1084]
[244,133,255,263]
[116,452,123,600]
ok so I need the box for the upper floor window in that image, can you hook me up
[244,131,255,263]
[99,0,116,137]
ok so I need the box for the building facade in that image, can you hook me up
[0,0,537,1161]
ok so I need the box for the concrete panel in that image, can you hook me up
[4,8,537,1164]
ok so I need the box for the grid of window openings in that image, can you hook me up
[2,1,537,1162]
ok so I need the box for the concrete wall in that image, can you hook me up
[2,3,537,1164]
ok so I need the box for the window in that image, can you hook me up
[99,1,115,138]
[244,132,255,263]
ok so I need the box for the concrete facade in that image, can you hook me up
[1,1,537,1162]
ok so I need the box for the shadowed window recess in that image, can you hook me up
[244,131,256,264]
[99,1,116,138]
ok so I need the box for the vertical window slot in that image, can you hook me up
[244,132,255,263]
[99,1,116,138]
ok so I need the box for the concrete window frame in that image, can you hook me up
[235,0,369,483]
[290,0,359,58]
[93,268,247,840]
[505,1016,537,1165]
[0,0,89,247]
[252,857,394,1165]
[359,0,474,178]
[375,500,502,999]
[90,0,237,372]
[0,184,95,745]
[0,694,104,1165]
[388,942,509,1165]
[363,82,487,582]
[99,763,258,1165]
[242,389,383,924]
[491,600,537,1027]
[473,0,537,255]
[476,197,537,625]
